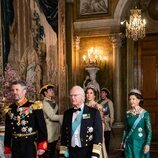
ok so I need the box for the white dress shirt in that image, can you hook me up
[71,104,84,147]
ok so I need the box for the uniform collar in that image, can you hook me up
[44,97,52,101]
[16,98,28,106]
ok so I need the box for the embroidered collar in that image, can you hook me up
[16,98,28,106]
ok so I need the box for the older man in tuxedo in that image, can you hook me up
[59,85,102,158]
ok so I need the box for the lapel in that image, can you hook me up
[80,105,90,136]
[67,108,73,135]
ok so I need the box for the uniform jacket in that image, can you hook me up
[98,99,114,131]
[42,97,63,143]
[60,105,102,157]
[4,99,47,153]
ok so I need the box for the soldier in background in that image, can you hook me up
[3,80,47,158]
[98,88,114,154]
[39,84,63,158]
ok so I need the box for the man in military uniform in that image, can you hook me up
[59,85,103,158]
[98,88,114,154]
[39,84,63,158]
[4,80,48,158]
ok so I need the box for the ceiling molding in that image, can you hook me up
[74,0,128,30]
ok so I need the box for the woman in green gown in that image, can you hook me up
[121,89,152,158]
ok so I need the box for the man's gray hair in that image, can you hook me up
[70,85,85,100]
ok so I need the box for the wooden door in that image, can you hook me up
[138,34,158,151]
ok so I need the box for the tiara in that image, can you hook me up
[86,84,97,92]
[130,89,142,95]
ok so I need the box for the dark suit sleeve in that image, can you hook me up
[4,113,12,154]
[60,111,67,145]
[93,109,103,144]
[60,110,71,157]
[92,109,103,158]
[33,102,48,150]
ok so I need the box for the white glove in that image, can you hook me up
[37,149,45,155]
[5,154,12,158]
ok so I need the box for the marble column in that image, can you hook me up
[72,36,80,85]
[110,35,124,128]
[58,0,67,113]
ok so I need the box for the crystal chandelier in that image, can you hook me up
[126,7,146,41]
[82,47,107,67]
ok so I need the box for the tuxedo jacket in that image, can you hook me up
[60,105,102,157]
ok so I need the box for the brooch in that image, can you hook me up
[89,135,93,141]
[138,133,143,137]
[138,127,143,132]
[88,127,93,133]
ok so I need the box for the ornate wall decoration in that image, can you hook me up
[75,0,111,20]
[38,0,58,34]
[32,10,45,53]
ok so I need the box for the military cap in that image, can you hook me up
[39,84,55,94]
[100,88,110,94]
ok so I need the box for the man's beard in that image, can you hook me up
[13,95,21,102]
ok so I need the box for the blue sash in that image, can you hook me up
[123,110,146,148]
[72,110,83,136]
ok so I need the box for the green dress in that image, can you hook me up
[122,110,152,158]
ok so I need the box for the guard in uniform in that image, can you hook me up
[59,85,102,158]
[3,80,47,158]
[98,88,114,154]
[39,84,63,158]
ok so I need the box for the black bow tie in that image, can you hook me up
[73,108,81,112]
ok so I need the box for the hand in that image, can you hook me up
[144,145,150,154]
[5,154,12,158]
[120,143,124,150]
[37,149,45,155]
[56,139,61,150]
[110,120,114,127]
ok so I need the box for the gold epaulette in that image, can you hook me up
[2,103,11,117]
[59,146,67,155]
[31,101,43,110]
[92,143,102,156]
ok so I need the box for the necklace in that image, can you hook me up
[131,107,142,115]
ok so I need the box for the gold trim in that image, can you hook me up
[31,101,43,110]
[12,131,37,138]
[92,144,101,155]
[59,145,67,154]
[16,98,28,106]
[39,84,55,94]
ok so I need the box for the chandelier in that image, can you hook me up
[82,47,107,67]
[126,7,146,41]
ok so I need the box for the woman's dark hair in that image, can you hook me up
[85,87,97,97]
[128,92,144,106]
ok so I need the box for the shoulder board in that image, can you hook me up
[31,101,43,110]
[2,103,11,117]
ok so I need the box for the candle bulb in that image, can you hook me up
[82,47,106,67]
